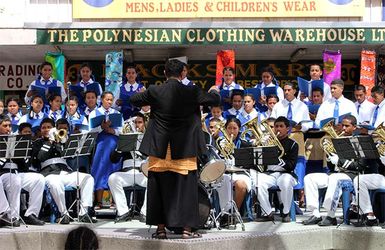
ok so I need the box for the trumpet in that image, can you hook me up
[215,121,235,160]
[241,118,284,158]
[48,128,68,143]
[372,122,385,157]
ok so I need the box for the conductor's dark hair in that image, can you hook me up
[275,116,290,128]
[56,118,70,129]
[64,226,99,250]
[165,59,184,78]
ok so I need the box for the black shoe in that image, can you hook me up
[348,209,359,220]
[219,214,230,227]
[24,214,45,226]
[79,214,98,223]
[302,216,322,225]
[114,211,131,223]
[0,213,9,227]
[255,212,274,222]
[318,216,337,226]
[362,215,378,227]
[58,214,71,224]
[282,213,291,223]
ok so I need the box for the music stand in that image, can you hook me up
[116,133,143,222]
[234,146,280,223]
[332,136,380,226]
[62,132,98,223]
[0,134,33,227]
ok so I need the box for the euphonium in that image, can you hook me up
[215,121,235,160]
[372,122,385,156]
[241,118,284,158]
[122,117,136,134]
[319,120,344,157]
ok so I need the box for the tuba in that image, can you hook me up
[215,121,235,160]
[372,122,385,157]
[320,120,344,157]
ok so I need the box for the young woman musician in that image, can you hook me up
[24,61,66,106]
[74,63,103,108]
[6,98,22,129]
[18,95,47,134]
[63,95,88,134]
[46,94,63,122]
[89,91,123,209]
[254,67,284,112]
[115,65,146,120]
[216,117,252,217]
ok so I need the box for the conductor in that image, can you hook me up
[130,59,220,239]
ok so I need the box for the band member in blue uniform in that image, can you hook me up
[25,61,66,106]
[46,94,63,122]
[62,96,89,134]
[89,91,123,209]
[82,90,98,118]
[73,63,103,108]
[5,98,22,131]
[254,67,284,112]
[18,95,48,134]
[115,65,146,120]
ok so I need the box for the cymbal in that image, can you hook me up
[225,165,244,173]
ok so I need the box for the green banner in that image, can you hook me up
[37,28,385,45]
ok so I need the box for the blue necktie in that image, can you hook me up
[287,102,293,120]
[105,109,109,121]
[235,110,239,116]
[53,112,57,120]
[372,105,379,126]
[357,104,361,115]
[11,115,16,124]
[130,85,134,92]
[247,114,250,120]
[333,100,339,121]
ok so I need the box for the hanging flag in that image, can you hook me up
[360,50,376,98]
[323,50,341,85]
[216,50,235,86]
[377,54,385,88]
[44,52,65,83]
[105,51,123,98]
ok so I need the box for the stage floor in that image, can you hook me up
[1,209,385,250]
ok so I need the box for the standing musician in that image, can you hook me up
[370,85,385,128]
[24,61,66,106]
[108,113,148,223]
[89,91,123,210]
[354,85,376,125]
[115,65,146,120]
[254,116,299,223]
[315,79,358,129]
[298,64,332,102]
[317,115,378,226]
[31,118,95,224]
[130,59,220,239]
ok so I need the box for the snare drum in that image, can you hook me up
[198,145,226,184]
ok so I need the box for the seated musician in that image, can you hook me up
[31,118,96,224]
[0,114,22,227]
[254,116,299,223]
[317,115,379,226]
[108,113,147,223]
[216,117,252,219]
[222,90,244,119]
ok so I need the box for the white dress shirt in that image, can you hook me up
[370,99,385,128]
[355,99,376,124]
[315,95,358,128]
[271,98,311,132]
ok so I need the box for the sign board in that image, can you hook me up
[0,63,40,90]
[73,0,365,19]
